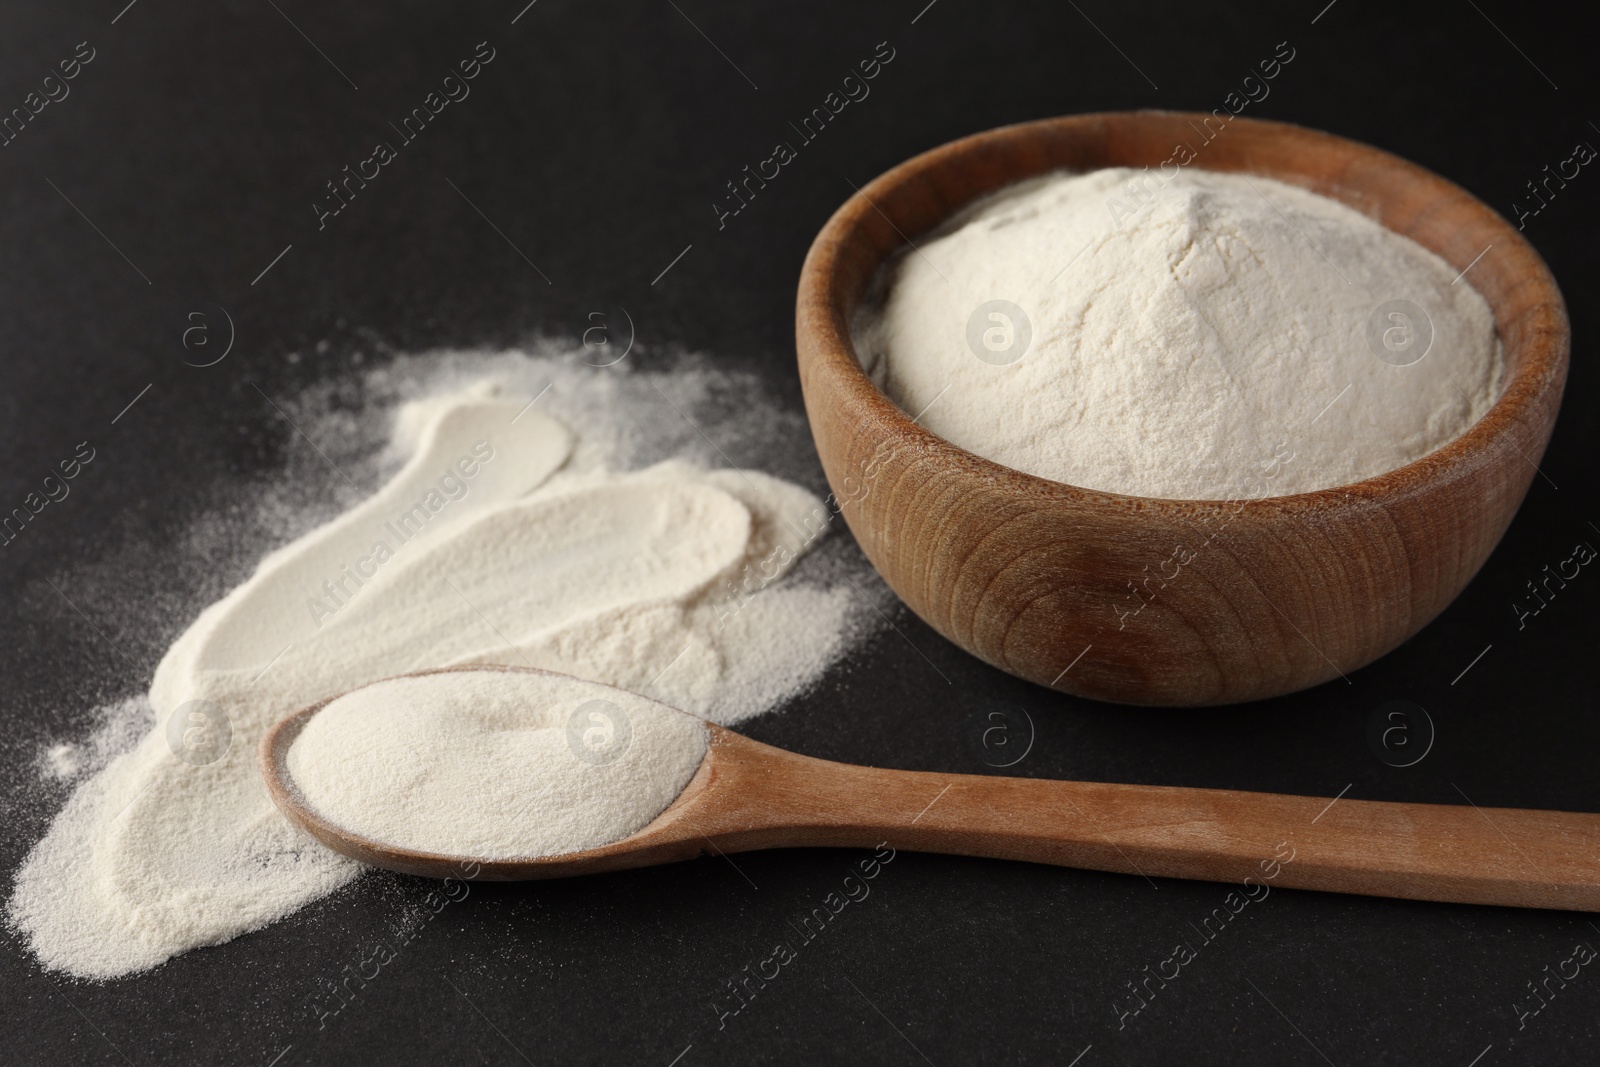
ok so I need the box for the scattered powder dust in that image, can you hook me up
[37,696,151,783]
[287,670,708,860]
[853,167,1504,499]
[8,343,880,979]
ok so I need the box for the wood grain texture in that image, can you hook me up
[795,111,1569,705]
[263,691,1600,910]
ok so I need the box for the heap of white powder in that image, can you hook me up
[854,167,1504,499]
[287,670,708,860]
[10,350,877,979]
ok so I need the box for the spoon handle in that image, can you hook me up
[708,733,1600,911]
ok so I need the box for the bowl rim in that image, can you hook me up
[797,109,1569,513]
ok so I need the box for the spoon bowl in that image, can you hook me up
[263,666,1600,909]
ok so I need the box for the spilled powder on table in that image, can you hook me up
[8,343,881,979]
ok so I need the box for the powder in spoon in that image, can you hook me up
[853,167,1503,499]
[287,671,707,860]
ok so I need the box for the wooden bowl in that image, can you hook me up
[795,111,1568,706]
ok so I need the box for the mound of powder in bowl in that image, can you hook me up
[852,167,1504,499]
[286,671,707,860]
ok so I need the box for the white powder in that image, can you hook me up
[10,351,872,979]
[287,670,708,860]
[854,168,1503,499]
[38,697,150,783]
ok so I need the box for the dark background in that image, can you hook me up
[2,0,1596,1063]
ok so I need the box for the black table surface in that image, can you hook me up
[3,1,1596,1063]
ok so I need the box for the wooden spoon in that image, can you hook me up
[261,670,1600,911]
